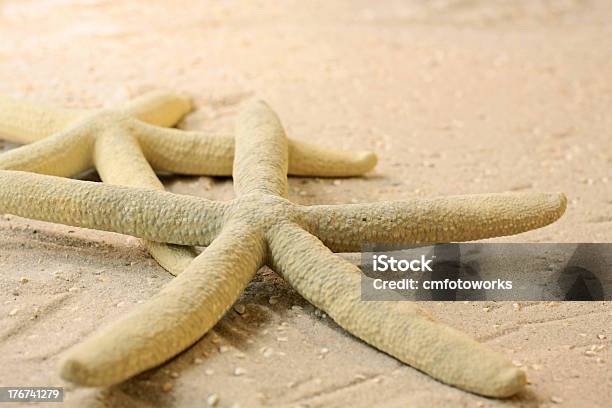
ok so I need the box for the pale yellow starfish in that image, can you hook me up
[0,100,566,397]
[0,92,377,274]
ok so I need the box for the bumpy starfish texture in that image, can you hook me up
[0,101,566,397]
[0,92,377,274]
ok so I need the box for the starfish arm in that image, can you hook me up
[95,127,200,273]
[267,222,526,397]
[142,241,200,275]
[60,222,265,386]
[118,90,193,128]
[0,170,225,246]
[135,124,235,175]
[0,94,84,143]
[94,126,199,275]
[94,126,165,190]
[302,192,567,252]
[135,124,375,177]
[233,100,288,197]
[0,127,95,176]
[288,139,377,177]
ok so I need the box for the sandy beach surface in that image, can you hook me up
[0,1,610,407]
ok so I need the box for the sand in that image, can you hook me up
[0,0,610,407]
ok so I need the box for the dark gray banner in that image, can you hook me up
[360,244,611,301]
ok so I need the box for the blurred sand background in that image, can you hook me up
[0,0,610,407]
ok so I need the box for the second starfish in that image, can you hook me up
[0,91,377,274]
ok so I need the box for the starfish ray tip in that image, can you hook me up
[151,89,192,109]
[358,150,378,172]
[486,365,527,398]
[59,356,96,386]
[544,191,567,221]
[557,191,568,214]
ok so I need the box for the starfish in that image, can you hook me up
[0,100,565,397]
[0,91,377,275]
